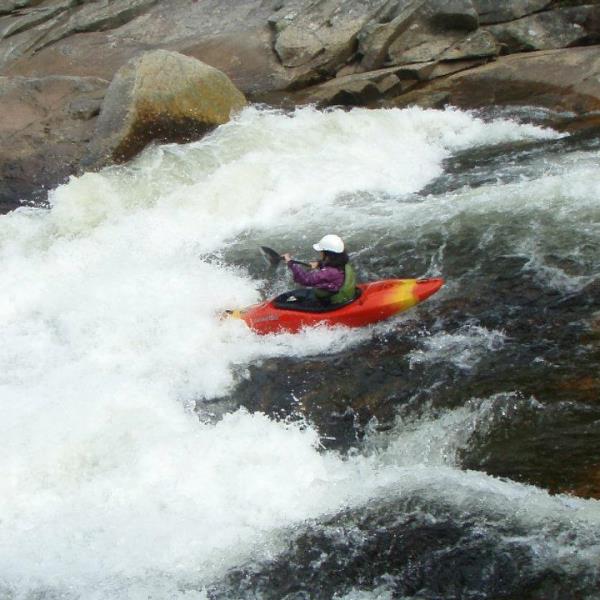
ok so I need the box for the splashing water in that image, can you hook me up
[1,106,599,598]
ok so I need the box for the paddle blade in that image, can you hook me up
[260,246,283,267]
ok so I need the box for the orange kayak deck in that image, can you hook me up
[229,278,444,335]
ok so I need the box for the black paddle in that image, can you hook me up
[260,246,311,268]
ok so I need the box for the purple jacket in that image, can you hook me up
[288,261,344,292]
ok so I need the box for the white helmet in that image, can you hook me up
[313,234,344,254]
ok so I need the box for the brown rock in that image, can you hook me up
[390,46,600,116]
[84,50,247,169]
[181,26,299,97]
[568,466,600,500]
[0,74,108,212]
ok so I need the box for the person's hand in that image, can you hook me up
[282,253,292,263]
[309,261,319,269]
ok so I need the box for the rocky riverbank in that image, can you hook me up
[1,0,600,212]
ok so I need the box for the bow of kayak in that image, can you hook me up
[228,278,443,335]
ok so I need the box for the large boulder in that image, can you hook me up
[84,50,247,168]
[0,74,108,212]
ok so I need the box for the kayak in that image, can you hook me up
[228,278,444,335]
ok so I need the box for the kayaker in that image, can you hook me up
[282,234,357,306]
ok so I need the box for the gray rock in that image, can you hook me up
[68,96,102,120]
[389,45,600,116]
[295,65,407,105]
[388,28,463,64]
[426,57,487,78]
[272,0,389,82]
[384,0,480,66]
[0,0,35,16]
[181,26,299,96]
[0,13,63,70]
[439,28,499,60]
[358,0,426,71]
[473,0,552,25]
[1,0,283,95]
[429,0,479,31]
[35,0,158,51]
[0,5,67,41]
[0,0,157,69]
[267,0,307,33]
[486,5,600,53]
[0,74,108,211]
[85,50,247,168]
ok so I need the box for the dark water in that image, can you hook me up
[208,126,600,599]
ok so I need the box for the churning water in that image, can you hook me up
[1,106,599,599]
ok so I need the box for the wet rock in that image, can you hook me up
[568,464,600,500]
[486,5,600,53]
[215,324,429,452]
[473,0,553,25]
[84,49,247,168]
[0,74,108,212]
[207,496,576,600]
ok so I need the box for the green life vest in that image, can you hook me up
[315,264,357,305]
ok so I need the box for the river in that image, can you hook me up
[1,106,599,599]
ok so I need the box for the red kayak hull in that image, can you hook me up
[230,278,444,335]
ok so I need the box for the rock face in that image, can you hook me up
[473,0,553,25]
[1,0,600,211]
[271,0,389,87]
[390,46,600,116]
[486,5,600,53]
[0,74,107,210]
[84,49,247,168]
[0,0,158,71]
